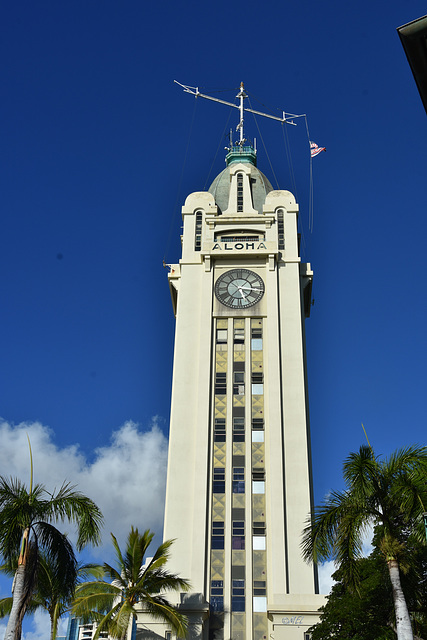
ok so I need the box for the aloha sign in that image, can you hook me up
[211,241,267,251]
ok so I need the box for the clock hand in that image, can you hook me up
[237,286,247,299]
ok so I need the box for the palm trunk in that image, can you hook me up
[388,558,413,640]
[50,603,59,640]
[4,564,27,640]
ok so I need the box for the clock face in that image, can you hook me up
[215,269,265,309]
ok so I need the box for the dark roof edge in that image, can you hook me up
[397,15,427,114]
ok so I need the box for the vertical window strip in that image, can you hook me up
[194,211,203,251]
[232,467,245,493]
[277,209,285,250]
[232,520,245,550]
[232,579,245,611]
[210,579,224,611]
[212,521,225,549]
[237,173,244,212]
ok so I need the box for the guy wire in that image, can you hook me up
[163,98,198,264]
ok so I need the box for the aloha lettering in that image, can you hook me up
[212,242,267,251]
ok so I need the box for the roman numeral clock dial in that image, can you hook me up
[214,269,265,309]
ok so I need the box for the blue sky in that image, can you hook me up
[1,1,426,636]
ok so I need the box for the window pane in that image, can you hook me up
[251,338,263,350]
[232,521,245,535]
[252,481,265,494]
[232,536,245,550]
[253,536,266,550]
[252,383,263,395]
[253,596,267,612]
[211,536,224,549]
[210,597,224,611]
[253,522,266,535]
[231,596,245,612]
[213,468,225,493]
[252,431,264,442]
[217,329,227,343]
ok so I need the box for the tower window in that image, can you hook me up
[253,521,266,535]
[251,327,263,350]
[214,418,226,442]
[237,173,244,212]
[215,372,226,395]
[234,327,244,344]
[212,521,224,549]
[211,580,224,611]
[233,372,245,395]
[233,467,245,493]
[277,209,285,250]
[253,580,266,596]
[213,468,225,493]
[251,372,263,395]
[216,329,227,344]
[233,417,245,442]
[253,536,266,550]
[252,418,264,430]
[232,520,245,550]
[253,469,265,494]
[252,469,265,481]
[195,211,202,251]
[232,579,245,611]
[253,595,267,612]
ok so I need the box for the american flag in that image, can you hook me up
[310,141,326,157]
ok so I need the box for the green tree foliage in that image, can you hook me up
[301,445,427,640]
[310,553,396,640]
[0,476,103,640]
[309,542,427,640]
[72,527,191,640]
[0,555,104,640]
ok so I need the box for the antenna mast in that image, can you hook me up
[174,80,305,147]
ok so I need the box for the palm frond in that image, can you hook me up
[95,600,134,640]
[34,522,77,598]
[342,446,379,498]
[102,561,126,587]
[0,596,13,617]
[142,593,188,638]
[138,569,190,595]
[42,482,103,550]
[76,563,105,583]
[110,532,128,577]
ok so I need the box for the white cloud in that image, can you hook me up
[0,417,169,638]
[21,609,52,640]
[361,521,374,557]
[0,417,168,551]
[318,560,336,594]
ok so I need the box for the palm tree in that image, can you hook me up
[0,555,104,640]
[301,444,427,640]
[0,476,103,640]
[72,527,191,640]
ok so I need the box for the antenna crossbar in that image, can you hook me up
[174,80,304,146]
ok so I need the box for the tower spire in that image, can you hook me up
[236,81,247,145]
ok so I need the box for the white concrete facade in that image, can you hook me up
[143,150,325,640]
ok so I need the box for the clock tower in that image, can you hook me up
[140,85,325,640]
